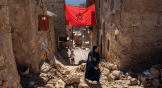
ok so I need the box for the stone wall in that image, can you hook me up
[0,0,21,87]
[86,0,100,48]
[59,41,69,48]
[92,26,98,47]
[46,0,67,37]
[104,0,162,70]
[46,0,67,51]
[66,26,72,38]
[74,36,82,46]
[66,26,72,49]
[47,16,57,56]
[7,0,57,73]
[38,15,57,62]
[99,0,106,58]
[80,27,90,42]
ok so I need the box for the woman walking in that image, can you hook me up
[84,45,101,84]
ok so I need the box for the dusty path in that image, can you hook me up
[58,47,90,66]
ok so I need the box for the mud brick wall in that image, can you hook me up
[46,0,66,37]
[104,0,162,70]
[0,0,21,87]
[7,0,57,73]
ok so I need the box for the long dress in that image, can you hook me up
[85,51,100,82]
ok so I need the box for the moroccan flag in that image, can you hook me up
[65,4,96,26]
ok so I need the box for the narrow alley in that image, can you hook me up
[58,47,90,66]
[0,0,162,88]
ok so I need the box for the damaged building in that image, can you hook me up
[46,0,68,49]
[1,0,162,87]
[87,0,162,70]
[0,0,60,87]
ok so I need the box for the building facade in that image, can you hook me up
[86,0,100,50]
[46,0,67,49]
[0,0,58,87]
[87,0,162,71]
[102,0,162,70]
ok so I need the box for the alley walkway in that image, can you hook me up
[58,47,91,66]
[58,47,107,70]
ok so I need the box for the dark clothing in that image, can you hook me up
[85,51,100,82]
[92,46,98,57]
[71,58,75,65]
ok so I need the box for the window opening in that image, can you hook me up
[107,40,109,51]
[110,0,115,12]
[115,34,117,41]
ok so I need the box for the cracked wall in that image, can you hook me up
[7,0,57,73]
[104,0,162,70]
[0,0,21,87]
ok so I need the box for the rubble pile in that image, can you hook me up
[37,62,162,88]
[139,64,162,87]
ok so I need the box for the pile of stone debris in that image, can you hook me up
[139,64,162,87]
[36,62,162,88]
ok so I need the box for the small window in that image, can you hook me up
[115,34,117,41]
[52,5,53,7]
[115,29,119,41]
[110,0,115,12]
[107,40,109,51]
[69,29,71,31]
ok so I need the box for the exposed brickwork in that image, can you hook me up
[103,0,162,70]
[46,0,66,37]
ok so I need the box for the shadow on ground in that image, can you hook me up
[20,62,53,88]
[20,72,46,88]
[87,83,102,88]
[58,47,71,65]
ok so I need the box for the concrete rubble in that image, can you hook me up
[130,78,138,85]
[139,64,162,87]
[32,61,162,88]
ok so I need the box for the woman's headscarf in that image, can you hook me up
[92,45,98,57]
[92,45,100,64]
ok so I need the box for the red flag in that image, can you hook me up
[65,4,96,26]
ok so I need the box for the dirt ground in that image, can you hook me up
[58,47,90,66]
